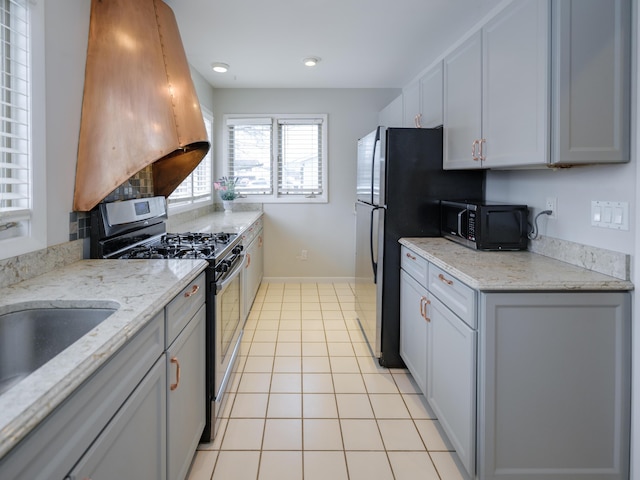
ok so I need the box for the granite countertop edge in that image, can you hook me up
[399,237,634,292]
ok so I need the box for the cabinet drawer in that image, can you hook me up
[428,264,476,329]
[166,273,206,346]
[401,246,428,286]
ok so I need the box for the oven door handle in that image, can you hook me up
[216,253,247,294]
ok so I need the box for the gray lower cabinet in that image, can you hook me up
[0,311,165,480]
[427,294,476,476]
[243,222,264,321]
[167,304,206,480]
[0,272,207,480]
[66,356,167,480]
[478,292,631,480]
[399,269,428,394]
[398,246,631,480]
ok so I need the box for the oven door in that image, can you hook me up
[214,252,246,402]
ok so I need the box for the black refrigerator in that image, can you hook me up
[354,127,485,368]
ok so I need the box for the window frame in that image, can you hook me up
[223,114,328,204]
[0,0,46,260]
[167,105,214,213]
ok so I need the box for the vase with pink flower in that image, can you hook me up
[214,176,239,213]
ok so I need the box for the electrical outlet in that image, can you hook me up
[300,249,308,260]
[545,197,557,219]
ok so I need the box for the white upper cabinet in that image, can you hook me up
[379,95,403,127]
[482,0,549,168]
[402,61,444,129]
[443,31,483,170]
[420,61,444,129]
[551,0,631,165]
[442,0,630,169]
[402,81,421,128]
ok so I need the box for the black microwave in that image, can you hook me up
[440,200,529,251]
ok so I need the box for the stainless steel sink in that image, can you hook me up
[0,307,117,395]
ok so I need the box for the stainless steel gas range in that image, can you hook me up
[90,196,244,442]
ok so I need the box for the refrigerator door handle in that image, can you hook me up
[370,206,383,283]
[370,128,380,205]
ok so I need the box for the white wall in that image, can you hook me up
[486,163,636,255]
[44,0,90,246]
[211,89,399,280]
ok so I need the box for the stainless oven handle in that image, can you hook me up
[216,253,247,294]
[457,209,467,237]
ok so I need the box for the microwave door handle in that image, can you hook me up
[457,209,467,237]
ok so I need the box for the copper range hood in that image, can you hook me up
[73,0,209,212]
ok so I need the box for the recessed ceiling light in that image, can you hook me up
[303,57,320,67]
[211,62,229,73]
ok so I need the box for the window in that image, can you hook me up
[168,106,214,210]
[0,0,45,259]
[225,114,327,202]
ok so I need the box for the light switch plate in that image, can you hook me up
[591,201,629,230]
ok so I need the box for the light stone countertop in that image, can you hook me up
[400,237,634,291]
[167,210,262,235]
[0,258,208,459]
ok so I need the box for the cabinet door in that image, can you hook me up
[426,295,476,477]
[402,81,421,128]
[244,229,264,318]
[379,95,403,127]
[482,0,549,168]
[420,61,443,128]
[551,0,631,165]
[399,270,428,395]
[67,357,167,480]
[478,292,631,480]
[167,305,206,480]
[443,31,482,169]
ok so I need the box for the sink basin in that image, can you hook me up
[0,307,117,395]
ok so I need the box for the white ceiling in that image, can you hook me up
[165,0,506,89]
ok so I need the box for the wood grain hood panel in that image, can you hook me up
[73,0,210,211]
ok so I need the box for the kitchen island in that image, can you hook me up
[399,237,632,480]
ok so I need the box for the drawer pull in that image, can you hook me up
[438,273,453,286]
[170,357,181,391]
[184,284,200,298]
[405,252,417,261]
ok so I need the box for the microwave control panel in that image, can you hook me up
[467,211,476,241]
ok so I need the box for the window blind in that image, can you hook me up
[277,118,323,196]
[227,118,273,195]
[169,107,213,205]
[0,0,30,229]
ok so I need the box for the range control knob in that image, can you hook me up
[216,261,230,273]
[232,245,244,255]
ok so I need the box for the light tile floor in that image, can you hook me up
[187,282,468,480]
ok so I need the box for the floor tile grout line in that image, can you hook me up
[206,281,452,479]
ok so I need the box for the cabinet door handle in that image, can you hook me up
[184,284,200,298]
[246,252,251,268]
[258,235,263,247]
[405,252,416,261]
[420,296,431,322]
[170,357,181,391]
[414,113,422,129]
[472,139,479,161]
[479,138,486,161]
[438,273,453,286]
